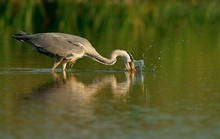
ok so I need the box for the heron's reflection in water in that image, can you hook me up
[33,71,144,107]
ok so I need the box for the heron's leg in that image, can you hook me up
[51,58,63,71]
[62,61,68,71]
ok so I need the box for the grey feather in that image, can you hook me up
[27,33,85,58]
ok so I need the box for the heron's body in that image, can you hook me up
[13,31,135,71]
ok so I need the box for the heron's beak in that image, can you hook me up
[128,62,135,72]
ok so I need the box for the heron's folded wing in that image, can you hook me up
[29,33,85,57]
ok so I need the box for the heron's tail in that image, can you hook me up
[12,31,32,43]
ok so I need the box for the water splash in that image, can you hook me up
[134,60,144,72]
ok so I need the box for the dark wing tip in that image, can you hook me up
[12,31,31,38]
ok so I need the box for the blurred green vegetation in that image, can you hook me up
[0,0,220,70]
[1,0,220,39]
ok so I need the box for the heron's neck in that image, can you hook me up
[85,49,129,66]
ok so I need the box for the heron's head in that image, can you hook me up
[124,52,135,72]
[112,50,137,72]
[123,52,144,72]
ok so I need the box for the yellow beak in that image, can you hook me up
[128,62,136,72]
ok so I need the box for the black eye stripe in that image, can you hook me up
[127,52,134,61]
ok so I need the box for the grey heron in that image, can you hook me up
[12,31,136,72]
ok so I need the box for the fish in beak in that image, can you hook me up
[127,60,144,72]
[125,52,144,72]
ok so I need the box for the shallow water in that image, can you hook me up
[0,66,220,139]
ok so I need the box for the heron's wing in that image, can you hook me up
[29,33,85,58]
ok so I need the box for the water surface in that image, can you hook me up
[0,66,219,139]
